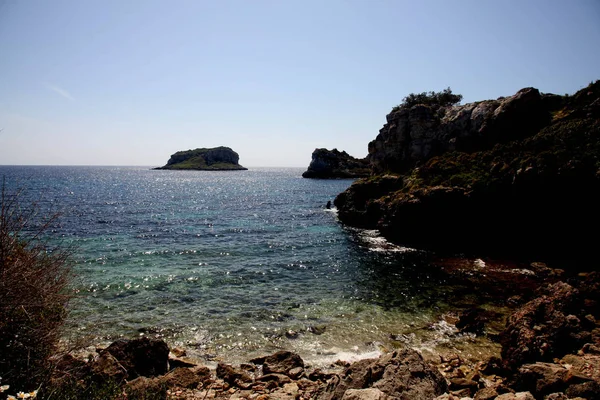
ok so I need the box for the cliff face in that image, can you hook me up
[155,147,247,170]
[368,88,561,174]
[302,148,370,179]
[336,81,600,265]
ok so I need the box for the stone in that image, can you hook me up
[473,387,498,400]
[319,349,447,400]
[103,337,169,379]
[159,366,212,389]
[90,352,127,383]
[565,381,600,399]
[499,282,587,370]
[262,351,304,377]
[341,388,390,400]
[515,362,570,397]
[495,392,535,400]
[255,373,292,387]
[455,308,488,334]
[216,363,253,385]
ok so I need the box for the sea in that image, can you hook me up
[0,166,500,367]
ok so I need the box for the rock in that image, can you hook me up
[103,337,169,379]
[565,381,600,399]
[269,382,300,400]
[544,393,569,400]
[169,355,199,370]
[216,363,253,385]
[368,87,549,174]
[159,366,211,389]
[499,282,589,370]
[515,362,570,397]
[455,308,488,335]
[90,352,128,383]
[495,392,535,400]
[320,349,447,400]
[449,377,478,393]
[255,373,292,387]
[341,388,390,400]
[154,146,247,170]
[262,351,305,377]
[473,387,498,400]
[302,148,370,179]
[289,366,304,379]
[125,376,167,398]
[335,81,600,263]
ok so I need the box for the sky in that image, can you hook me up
[0,0,599,167]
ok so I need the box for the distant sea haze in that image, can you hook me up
[0,166,497,366]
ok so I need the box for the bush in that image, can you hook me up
[392,87,463,112]
[0,183,73,391]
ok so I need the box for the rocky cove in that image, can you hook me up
[51,268,600,399]
[46,82,600,399]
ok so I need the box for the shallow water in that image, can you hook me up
[1,166,501,366]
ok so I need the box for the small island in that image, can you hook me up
[154,146,247,170]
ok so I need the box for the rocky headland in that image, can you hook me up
[302,148,370,179]
[335,81,600,265]
[155,147,247,171]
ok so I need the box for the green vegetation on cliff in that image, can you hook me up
[155,147,247,171]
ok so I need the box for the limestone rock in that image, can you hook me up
[303,148,370,179]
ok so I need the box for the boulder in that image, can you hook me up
[262,351,305,377]
[499,282,589,370]
[216,363,253,385]
[103,337,169,379]
[319,349,447,400]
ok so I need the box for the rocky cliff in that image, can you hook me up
[336,81,600,265]
[302,148,370,178]
[155,147,247,170]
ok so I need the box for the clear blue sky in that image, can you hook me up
[1,0,599,167]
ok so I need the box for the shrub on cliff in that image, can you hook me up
[392,87,463,111]
[0,184,73,390]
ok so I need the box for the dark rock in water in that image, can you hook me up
[154,146,247,170]
[102,337,169,379]
[302,148,370,179]
[455,307,488,335]
[262,351,305,377]
[319,349,447,400]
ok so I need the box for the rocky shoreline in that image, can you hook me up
[49,265,599,399]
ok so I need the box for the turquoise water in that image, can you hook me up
[1,166,496,366]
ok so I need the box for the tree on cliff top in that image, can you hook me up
[393,87,463,112]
